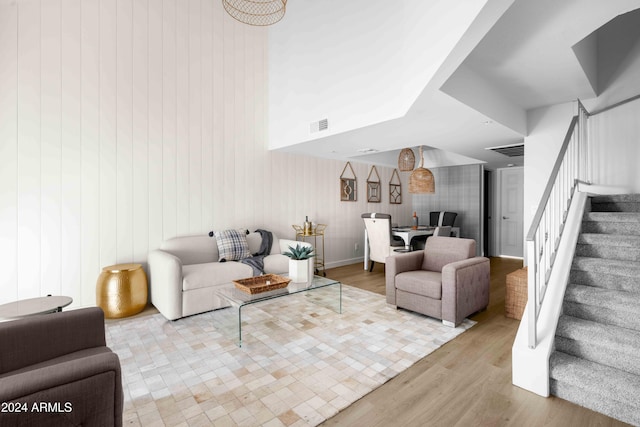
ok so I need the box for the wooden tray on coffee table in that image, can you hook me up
[233,274,291,294]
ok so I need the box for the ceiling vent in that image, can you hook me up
[486,143,525,157]
[357,148,378,154]
[310,118,329,134]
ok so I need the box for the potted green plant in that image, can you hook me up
[283,244,315,282]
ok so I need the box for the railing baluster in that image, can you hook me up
[526,102,587,349]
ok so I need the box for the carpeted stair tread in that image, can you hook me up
[549,351,640,423]
[575,243,640,262]
[578,233,640,247]
[591,194,640,204]
[565,284,640,313]
[581,221,640,236]
[584,212,640,222]
[572,256,640,278]
[555,336,640,379]
[556,315,640,352]
[569,270,639,292]
[590,202,640,213]
[556,315,640,372]
[550,378,640,426]
[564,301,640,333]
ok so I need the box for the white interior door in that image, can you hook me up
[499,167,524,257]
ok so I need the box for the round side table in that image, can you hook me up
[0,295,73,320]
[96,263,148,319]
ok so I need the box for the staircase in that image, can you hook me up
[550,194,640,425]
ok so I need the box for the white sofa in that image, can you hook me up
[148,232,313,320]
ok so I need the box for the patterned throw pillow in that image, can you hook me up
[213,229,251,261]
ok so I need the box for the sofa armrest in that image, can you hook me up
[148,249,183,321]
[441,257,490,326]
[385,251,424,305]
[0,352,123,427]
[0,307,105,375]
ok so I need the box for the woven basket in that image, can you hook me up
[398,148,415,171]
[233,274,291,294]
[505,267,527,320]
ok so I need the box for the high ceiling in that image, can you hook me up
[270,0,640,170]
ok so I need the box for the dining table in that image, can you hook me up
[391,226,435,250]
[363,225,462,270]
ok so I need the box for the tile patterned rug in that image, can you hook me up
[106,285,475,427]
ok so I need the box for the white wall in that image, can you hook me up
[589,98,640,191]
[268,0,487,150]
[0,0,411,307]
[582,30,640,191]
[524,30,640,237]
[523,102,576,239]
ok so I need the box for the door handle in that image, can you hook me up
[503,216,509,219]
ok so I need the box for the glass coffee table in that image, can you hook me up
[216,275,342,347]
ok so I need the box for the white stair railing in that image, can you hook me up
[526,101,590,349]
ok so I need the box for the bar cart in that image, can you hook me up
[292,223,327,276]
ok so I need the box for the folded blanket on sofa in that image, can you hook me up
[240,229,273,276]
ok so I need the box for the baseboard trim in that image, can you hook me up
[324,257,364,270]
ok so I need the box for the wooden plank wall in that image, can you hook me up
[0,0,411,307]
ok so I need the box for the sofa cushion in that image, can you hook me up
[160,235,218,265]
[213,229,251,261]
[395,270,442,300]
[182,262,253,291]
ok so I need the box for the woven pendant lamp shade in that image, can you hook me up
[409,147,435,194]
[409,168,435,193]
[222,0,287,26]
[398,148,416,171]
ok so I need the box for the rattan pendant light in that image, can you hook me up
[222,0,287,26]
[398,148,416,171]
[409,146,435,194]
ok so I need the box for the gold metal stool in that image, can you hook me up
[96,263,148,318]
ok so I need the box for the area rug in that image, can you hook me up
[106,285,475,426]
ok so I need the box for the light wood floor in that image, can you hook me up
[320,258,629,427]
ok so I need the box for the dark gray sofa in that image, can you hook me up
[0,307,123,426]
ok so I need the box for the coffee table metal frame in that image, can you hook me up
[216,275,342,347]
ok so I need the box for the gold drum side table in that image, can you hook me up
[96,263,148,318]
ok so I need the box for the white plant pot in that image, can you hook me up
[289,259,309,283]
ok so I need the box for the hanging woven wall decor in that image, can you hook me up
[367,166,381,203]
[389,169,402,204]
[398,148,416,171]
[340,162,357,201]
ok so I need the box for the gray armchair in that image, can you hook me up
[385,236,490,327]
[0,307,123,426]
